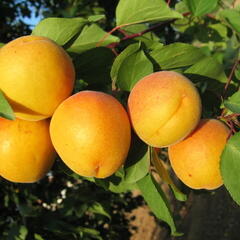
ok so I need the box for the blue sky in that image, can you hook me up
[20,5,43,29]
[22,15,42,28]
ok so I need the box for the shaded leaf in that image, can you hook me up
[0,91,15,120]
[67,24,119,53]
[7,224,28,240]
[151,148,187,201]
[32,17,87,45]
[209,23,228,39]
[150,42,205,69]
[124,135,150,183]
[224,91,240,113]
[72,47,115,89]
[221,132,240,205]
[42,214,79,233]
[137,174,181,236]
[75,204,88,218]
[18,203,38,217]
[116,0,182,26]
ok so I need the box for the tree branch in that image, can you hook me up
[98,11,191,49]
[223,58,240,98]
[105,12,191,51]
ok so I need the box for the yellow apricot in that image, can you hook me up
[168,119,230,190]
[50,91,131,178]
[0,118,56,183]
[0,35,75,121]
[128,71,202,147]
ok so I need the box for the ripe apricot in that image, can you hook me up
[50,91,131,178]
[128,71,201,147]
[168,119,230,190]
[0,35,75,121]
[0,118,56,183]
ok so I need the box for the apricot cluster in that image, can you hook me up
[0,35,131,182]
[0,35,229,190]
[128,71,229,190]
[0,35,76,182]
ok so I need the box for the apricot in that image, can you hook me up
[0,118,56,183]
[50,91,131,178]
[0,35,75,121]
[168,119,230,190]
[128,71,202,147]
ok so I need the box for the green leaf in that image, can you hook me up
[75,204,88,218]
[95,168,137,193]
[124,135,150,183]
[184,0,218,17]
[19,226,28,240]
[235,65,240,80]
[17,202,38,217]
[220,9,240,33]
[137,174,181,236]
[32,17,87,46]
[116,0,182,26]
[34,234,44,240]
[77,227,102,240]
[0,43,4,48]
[221,132,240,205]
[72,47,115,89]
[0,91,15,120]
[175,1,190,13]
[151,148,187,201]
[224,91,240,113]
[122,24,161,48]
[150,43,205,69]
[209,23,228,39]
[116,49,153,91]
[185,56,227,83]
[7,224,28,240]
[107,177,137,193]
[88,202,111,219]
[111,43,140,82]
[88,15,105,22]
[67,24,119,54]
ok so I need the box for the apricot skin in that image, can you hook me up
[50,91,131,178]
[168,119,230,190]
[128,71,201,147]
[0,35,75,121]
[0,118,56,183]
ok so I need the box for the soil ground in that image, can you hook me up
[126,184,240,240]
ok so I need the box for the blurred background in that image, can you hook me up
[0,0,118,43]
